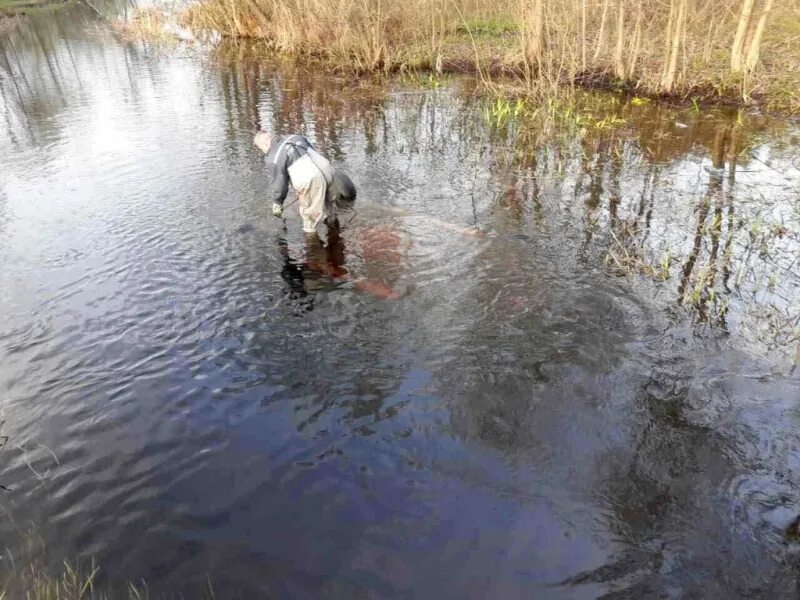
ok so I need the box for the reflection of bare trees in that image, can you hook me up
[474,94,798,359]
[674,121,768,328]
[570,358,800,597]
[213,46,388,158]
[0,4,147,147]
[508,100,797,356]
[218,53,263,149]
[210,52,797,360]
[424,94,799,594]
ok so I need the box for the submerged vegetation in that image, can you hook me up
[465,85,800,361]
[177,0,800,111]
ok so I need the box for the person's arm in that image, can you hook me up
[267,136,311,215]
[267,147,290,215]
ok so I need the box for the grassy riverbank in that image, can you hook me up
[178,0,800,112]
[1,559,215,599]
[0,530,211,599]
[2,561,103,599]
[0,0,69,17]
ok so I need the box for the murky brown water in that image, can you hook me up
[1,4,800,598]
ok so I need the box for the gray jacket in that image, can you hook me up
[266,134,357,206]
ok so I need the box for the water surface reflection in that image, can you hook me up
[1,6,799,598]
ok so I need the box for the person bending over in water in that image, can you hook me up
[254,130,356,235]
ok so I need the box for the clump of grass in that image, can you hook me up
[0,554,108,600]
[483,90,631,142]
[743,302,800,356]
[403,72,444,89]
[0,559,216,599]
[604,230,672,282]
[113,7,173,42]
[6,560,99,599]
[483,96,528,127]
[0,14,20,32]
[456,16,518,37]
[0,530,214,600]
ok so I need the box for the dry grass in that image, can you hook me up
[0,530,215,599]
[0,15,20,33]
[179,0,800,110]
[1,560,100,600]
[182,0,506,72]
[0,558,215,599]
[113,7,172,42]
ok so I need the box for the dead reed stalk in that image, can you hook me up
[180,0,800,107]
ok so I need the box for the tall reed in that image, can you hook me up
[182,0,800,108]
[183,0,499,72]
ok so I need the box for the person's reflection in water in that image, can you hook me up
[304,224,349,281]
[277,229,346,313]
[278,222,401,304]
[277,236,315,314]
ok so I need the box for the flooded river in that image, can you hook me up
[1,4,800,598]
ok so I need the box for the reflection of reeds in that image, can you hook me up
[482,97,798,357]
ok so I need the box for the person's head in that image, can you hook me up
[253,130,274,154]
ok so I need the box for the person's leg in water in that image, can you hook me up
[322,220,348,278]
[297,169,329,234]
[302,230,348,280]
[324,188,340,229]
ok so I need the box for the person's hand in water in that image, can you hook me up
[272,202,283,217]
